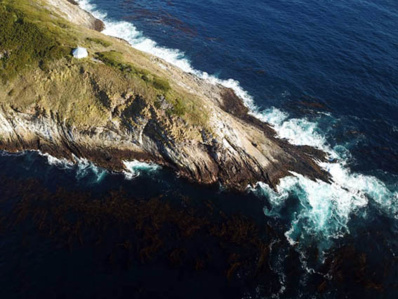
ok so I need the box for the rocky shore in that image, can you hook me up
[0,0,329,191]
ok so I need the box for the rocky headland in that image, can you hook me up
[0,0,329,191]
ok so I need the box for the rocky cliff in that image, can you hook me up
[0,0,329,191]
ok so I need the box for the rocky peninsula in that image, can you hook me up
[0,0,329,191]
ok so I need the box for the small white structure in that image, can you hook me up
[72,47,88,59]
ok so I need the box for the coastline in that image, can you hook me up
[0,0,329,191]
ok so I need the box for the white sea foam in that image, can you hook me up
[123,160,161,180]
[39,151,107,182]
[74,156,107,182]
[253,106,398,242]
[257,107,333,152]
[0,150,26,157]
[255,109,398,243]
[254,160,398,243]
[41,151,160,183]
[76,0,398,242]
[77,0,258,109]
[39,151,74,169]
[268,240,287,298]
[251,106,398,242]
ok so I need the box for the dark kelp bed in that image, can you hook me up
[0,172,396,298]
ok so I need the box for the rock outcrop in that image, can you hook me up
[46,0,105,31]
[0,0,329,191]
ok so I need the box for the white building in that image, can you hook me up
[72,47,88,59]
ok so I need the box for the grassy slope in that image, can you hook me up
[0,0,208,132]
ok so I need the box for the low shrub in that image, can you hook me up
[86,37,112,48]
[0,4,69,81]
[96,51,171,92]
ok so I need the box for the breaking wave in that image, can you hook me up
[123,160,161,180]
[74,157,107,182]
[253,108,398,244]
[76,0,398,242]
[40,152,107,183]
[39,152,74,169]
[40,152,160,182]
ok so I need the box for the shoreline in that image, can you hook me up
[72,0,330,186]
[0,0,330,191]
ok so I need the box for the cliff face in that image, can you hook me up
[46,0,105,31]
[0,0,329,191]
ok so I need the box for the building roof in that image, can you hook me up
[72,47,88,59]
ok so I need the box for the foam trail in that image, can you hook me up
[251,107,398,242]
[74,156,107,183]
[39,151,74,169]
[123,161,161,180]
[257,107,333,152]
[253,143,397,244]
[76,0,398,242]
[0,150,27,157]
[39,151,107,182]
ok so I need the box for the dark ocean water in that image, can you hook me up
[1,0,398,298]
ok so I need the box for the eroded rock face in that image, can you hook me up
[0,0,329,191]
[47,0,105,31]
[0,81,329,191]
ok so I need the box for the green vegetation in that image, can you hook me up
[86,37,112,48]
[0,0,209,132]
[95,51,132,71]
[0,3,70,81]
[167,98,185,116]
[94,50,204,125]
[152,76,170,92]
[95,50,170,92]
